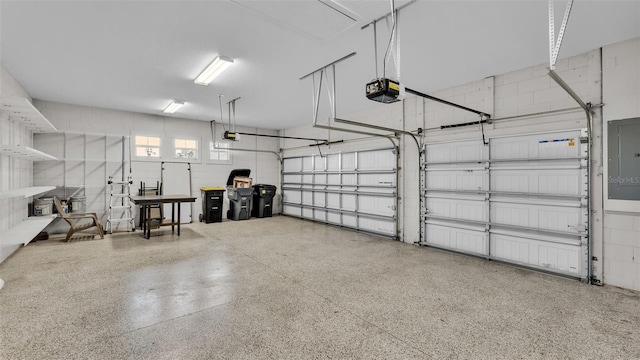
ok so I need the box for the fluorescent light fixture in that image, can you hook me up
[163,100,184,114]
[194,55,234,85]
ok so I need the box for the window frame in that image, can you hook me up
[174,138,199,161]
[133,135,162,160]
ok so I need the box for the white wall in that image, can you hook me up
[0,65,35,262]
[601,38,640,290]
[32,100,281,229]
[281,37,640,291]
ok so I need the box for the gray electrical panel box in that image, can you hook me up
[608,117,640,200]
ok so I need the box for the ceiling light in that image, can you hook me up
[194,55,234,85]
[163,100,184,114]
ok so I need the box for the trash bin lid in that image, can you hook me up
[200,187,225,191]
[226,169,251,186]
[253,184,277,189]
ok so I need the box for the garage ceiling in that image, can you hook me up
[1,1,639,130]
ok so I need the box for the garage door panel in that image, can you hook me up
[314,157,325,170]
[491,169,581,195]
[358,149,396,170]
[314,210,327,222]
[359,195,395,217]
[423,129,588,279]
[313,191,326,207]
[360,217,395,236]
[342,214,357,227]
[327,174,341,184]
[302,207,313,219]
[491,233,581,275]
[342,153,356,170]
[284,158,302,171]
[426,171,487,191]
[302,157,314,171]
[342,174,357,185]
[342,194,356,211]
[491,201,583,233]
[283,174,301,184]
[358,173,395,188]
[491,131,582,159]
[301,190,313,205]
[283,204,301,217]
[425,224,487,255]
[327,212,341,225]
[283,190,301,204]
[426,198,486,222]
[302,174,314,185]
[326,154,340,170]
[425,140,486,163]
[283,148,397,238]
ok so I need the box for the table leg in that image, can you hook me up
[178,202,181,236]
[171,203,175,233]
[146,205,151,239]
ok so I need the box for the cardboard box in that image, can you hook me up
[233,176,252,188]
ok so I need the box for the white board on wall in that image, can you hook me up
[162,162,192,223]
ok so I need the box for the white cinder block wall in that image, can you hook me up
[0,65,36,262]
[601,38,640,290]
[32,100,281,229]
[281,37,640,291]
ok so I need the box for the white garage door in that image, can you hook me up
[282,148,397,238]
[421,129,589,279]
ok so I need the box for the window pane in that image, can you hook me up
[137,146,160,157]
[185,140,197,149]
[135,136,147,145]
[175,139,184,148]
[148,137,161,146]
[136,147,148,157]
[147,147,160,157]
[219,152,228,161]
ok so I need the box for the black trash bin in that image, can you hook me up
[226,169,253,221]
[252,184,277,218]
[199,187,225,223]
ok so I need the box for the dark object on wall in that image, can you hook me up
[608,117,640,200]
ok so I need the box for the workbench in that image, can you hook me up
[130,194,196,239]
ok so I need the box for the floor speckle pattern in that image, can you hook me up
[1,216,639,359]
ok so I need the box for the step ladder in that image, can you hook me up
[106,176,135,233]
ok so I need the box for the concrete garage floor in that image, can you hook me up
[1,216,639,359]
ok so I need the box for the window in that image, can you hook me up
[209,141,231,163]
[175,139,198,159]
[135,136,161,157]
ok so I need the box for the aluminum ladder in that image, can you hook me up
[106,176,135,233]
